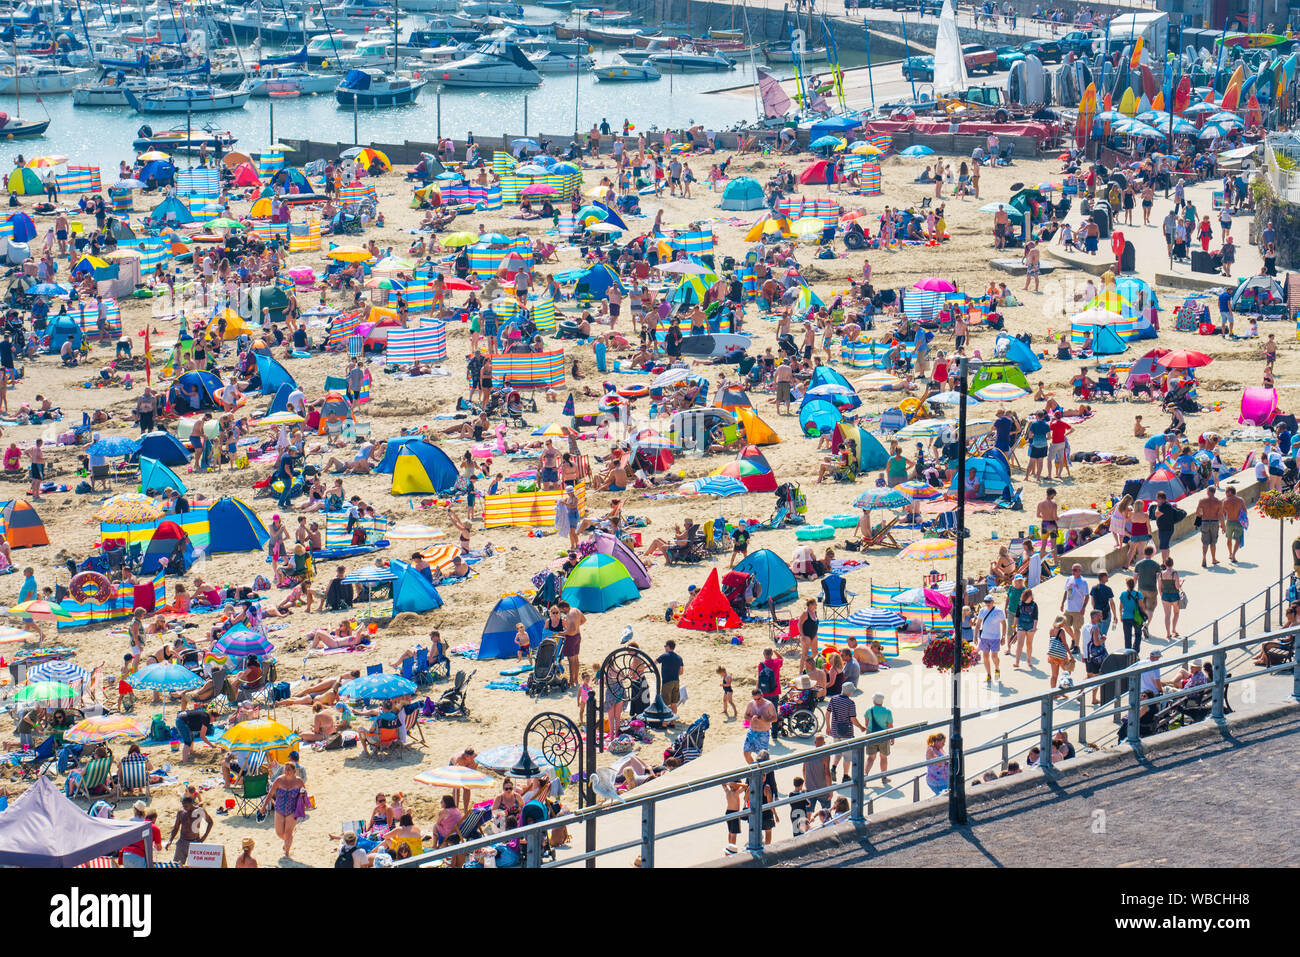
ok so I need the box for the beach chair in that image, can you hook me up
[233,772,269,817]
[399,657,416,684]
[366,664,383,676]
[16,735,58,779]
[117,753,151,800]
[769,599,797,648]
[820,574,855,622]
[72,752,116,802]
[402,707,426,747]
[359,715,401,759]
[707,517,729,555]
[862,516,902,550]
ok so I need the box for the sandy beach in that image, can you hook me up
[0,137,1286,868]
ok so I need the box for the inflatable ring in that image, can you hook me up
[898,397,922,415]
[617,385,649,399]
[825,514,859,529]
[598,395,626,412]
[795,524,835,541]
[69,571,112,604]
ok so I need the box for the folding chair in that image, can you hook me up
[403,707,426,747]
[16,735,58,779]
[117,754,152,800]
[770,600,799,649]
[862,516,902,549]
[416,645,450,683]
[918,197,932,210]
[820,574,854,622]
[366,664,383,676]
[399,657,416,683]
[233,772,269,816]
[71,752,116,803]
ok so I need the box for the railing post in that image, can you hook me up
[640,803,655,868]
[1211,648,1227,723]
[1212,620,1219,647]
[1000,732,1008,769]
[1265,586,1272,633]
[1039,698,1053,772]
[1293,633,1300,703]
[745,766,765,859]
[1078,690,1087,746]
[1126,664,1142,746]
[1240,603,1247,642]
[848,743,866,824]
[912,775,920,803]
[525,826,543,868]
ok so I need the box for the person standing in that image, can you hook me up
[742,690,777,763]
[824,681,864,784]
[165,794,212,864]
[861,692,894,784]
[1089,570,1117,638]
[656,640,684,715]
[1059,563,1089,648]
[561,600,585,687]
[1222,484,1246,563]
[802,733,832,813]
[976,594,1006,683]
[1195,485,1225,567]
[1119,576,1145,654]
[721,779,745,854]
[24,439,45,500]
[1158,558,1183,640]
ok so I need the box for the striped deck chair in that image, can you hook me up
[117,753,151,799]
[72,754,116,802]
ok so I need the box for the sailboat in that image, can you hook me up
[763,4,827,63]
[932,0,968,95]
[0,28,50,136]
[332,0,427,105]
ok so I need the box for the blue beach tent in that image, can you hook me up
[734,548,799,605]
[207,497,270,553]
[389,558,444,614]
[478,594,546,659]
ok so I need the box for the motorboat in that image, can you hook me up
[306,31,362,66]
[246,68,341,97]
[433,39,541,87]
[460,1,524,16]
[647,46,735,72]
[0,62,94,94]
[763,42,829,63]
[333,67,425,106]
[396,0,460,10]
[592,54,660,81]
[73,75,171,107]
[131,125,238,154]
[553,20,642,44]
[527,49,593,73]
[122,84,252,113]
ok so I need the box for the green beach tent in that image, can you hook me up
[560,553,639,613]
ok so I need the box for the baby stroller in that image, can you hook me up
[665,713,710,764]
[435,670,475,718]
[778,679,821,739]
[329,209,363,235]
[525,636,569,697]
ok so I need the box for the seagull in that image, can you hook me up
[620,626,634,644]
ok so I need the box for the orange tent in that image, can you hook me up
[1,500,49,548]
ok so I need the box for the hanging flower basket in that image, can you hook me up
[922,635,978,672]
[1257,489,1300,520]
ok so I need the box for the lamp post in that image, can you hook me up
[511,706,596,867]
[269,95,275,151]
[573,9,582,135]
[436,84,443,141]
[597,646,675,755]
[949,356,969,825]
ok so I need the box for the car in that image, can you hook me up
[995,45,1026,71]
[1058,30,1098,57]
[900,55,934,82]
[1020,39,1063,62]
[961,43,998,74]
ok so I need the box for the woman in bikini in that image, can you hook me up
[796,599,819,666]
[262,762,306,858]
[367,792,396,833]
[448,509,473,554]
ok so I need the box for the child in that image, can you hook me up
[576,671,592,722]
[789,776,810,836]
[721,779,745,854]
[514,622,532,663]
[1133,415,1147,438]
[716,665,736,718]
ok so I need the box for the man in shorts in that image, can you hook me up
[1222,484,1245,562]
[863,692,893,784]
[774,362,794,415]
[1195,485,1225,567]
[1133,545,1162,638]
[1059,563,1089,646]
[1048,412,1072,478]
[743,690,776,763]
[1025,410,1050,480]
[560,601,585,686]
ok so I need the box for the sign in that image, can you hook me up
[1249,14,1256,25]
[184,843,227,868]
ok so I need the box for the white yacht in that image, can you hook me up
[435,39,541,87]
[246,68,341,97]
[526,49,593,73]
[73,74,171,107]
[0,61,94,94]
[592,54,660,81]
[647,47,735,72]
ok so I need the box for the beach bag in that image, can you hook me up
[324,732,343,750]
[1178,590,1189,610]
[757,665,777,697]
[150,715,169,742]
[271,681,290,702]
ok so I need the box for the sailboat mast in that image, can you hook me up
[392,0,398,74]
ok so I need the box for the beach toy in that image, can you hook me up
[1239,387,1278,426]
[69,571,111,604]
[287,267,316,285]
[617,385,649,399]
[825,514,859,529]
[795,524,835,541]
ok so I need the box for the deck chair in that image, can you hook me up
[359,713,401,759]
[918,197,932,210]
[414,645,450,684]
[233,772,269,816]
[708,517,729,554]
[117,754,151,800]
[862,516,902,549]
[72,753,116,802]
[820,574,854,621]
[703,521,716,553]
[402,707,426,746]
[350,420,372,442]
[366,663,383,676]
[16,735,58,779]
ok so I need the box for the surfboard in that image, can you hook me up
[1024,54,1045,104]
[1174,75,1191,112]
[1141,64,1156,100]
[1138,93,1151,113]
[1152,90,1164,110]
[1246,93,1262,127]
[1130,36,1144,68]
[1221,33,1286,48]
[1221,64,1245,110]
[1119,87,1137,116]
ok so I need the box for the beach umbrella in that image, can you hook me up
[340,672,417,700]
[710,458,776,492]
[853,487,909,509]
[128,663,203,692]
[1198,123,1233,139]
[258,411,305,427]
[652,368,692,388]
[27,155,68,167]
[1086,292,1131,312]
[472,745,555,773]
[27,283,70,297]
[849,142,883,154]
[846,607,906,629]
[513,164,548,176]
[791,216,825,241]
[418,544,462,573]
[630,428,673,450]
[914,277,957,292]
[899,539,957,561]
[806,383,857,399]
[114,178,145,189]
[895,418,951,440]
[979,202,1024,221]
[1182,102,1219,115]
[1157,349,1212,369]
[687,476,748,497]
[510,137,541,152]
[442,278,480,291]
[521,183,559,197]
[586,222,622,234]
[207,217,243,230]
[900,145,934,156]
[1071,308,1126,324]
[974,383,1029,401]
[655,261,711,275]
[414,765,496,789]
[856,372,903,390]
[1156,117,1199,136]
[93,492,163,524]
[213,629,274,659]
[929,390,981,407]
[0,625,33,644]
[1135,110,1163,123]
[64,714,148,745]
[26,660,90,684]
[13,681,77,704]
[530,422,569,437]
[372,256,415,274]
[809,135,844,150]
[440,231,478,247]
[387,524,444,541]
[8,600,72,623]
[895,480,943,501]
[215,718,301,754]
[1094,109,1124,121]
[479,232,510,245]
[86,436,142,457]
[326,246,372,262]
[355,147,390,169]
[137,150,170,161]
[1205,111,1244,126]
[1056,508,1102,529]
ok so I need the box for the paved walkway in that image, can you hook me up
[774,706,1300,867]
[557,493,1294,867]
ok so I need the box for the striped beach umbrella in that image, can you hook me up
[419,544,463,573]
[687,476,748,497]
[853,487,909,509]
[413,765,496,789]
[530,422,569,437]
[1056,508,1102,529]
[26,660,90,684]
[895,480,943,502]
[846,607,907,629]
[342,565,399,585]
[894,418,951,440]
[340,673,417,700]
[8,600,72,623]
[93,492,164,524]
[388,525,445,542]
[65,714,149,745]
[128,663,203,692]
[13,681,77,704]
[898,539,957,561]
[856,373,903,391]
[974,383,1029,401]
[472,745,555,774]
[215,718,302,754]
[213,628,274,659]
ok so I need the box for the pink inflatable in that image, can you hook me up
[1239,387,1279,426]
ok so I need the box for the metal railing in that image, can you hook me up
[397,622,1298,868]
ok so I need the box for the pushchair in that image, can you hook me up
[329,210,363,236]
[665,713,710,764]
[525,636,569,697]
[434,670,475,718]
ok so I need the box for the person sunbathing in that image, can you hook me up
[280,673,357,708]
[298,703,347,741]
[642,522,694,562]
[309,621,364,650]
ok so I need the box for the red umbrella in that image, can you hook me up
[914,277,957,292]
[1156,349,1213,369]
[441,278,480,291]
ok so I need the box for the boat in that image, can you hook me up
[0,112,49,137]
[616,37,674,63]
[333,67,425,106]
[763,43,829,63]
[526,49,593,73]
[73,75,171,107]
[460,1,524,16]
[246,68,341,96]
[537,0,574,7]
[0,62,95,94]
[553,21,642,44]
[433,39,542,87]
[394,0,460,10]
[122,84,253,113]
[131,125,238,154]
[592,54,660,81]
[648,47,735,72]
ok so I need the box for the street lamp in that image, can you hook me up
[511,706,597,867]
[949,356,970,825]
[597,646,675,754]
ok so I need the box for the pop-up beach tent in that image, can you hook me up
[207,497,270,553]
[135,430,190,465]
[0,776,153,867]
[591,531,651,589]
[734,548,799,605]
[478,593,546,659]
[561,553,639,613]
[139,519,193,574]
[139,456,186,495]
[719,177,765,210]
[389,442,458,495]
[255,352,297,396]
[0,500,49,548]
[389,558,444,613]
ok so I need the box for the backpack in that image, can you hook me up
[150,715,170,742]
[757,664,777,696]
[334,846,355,868]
